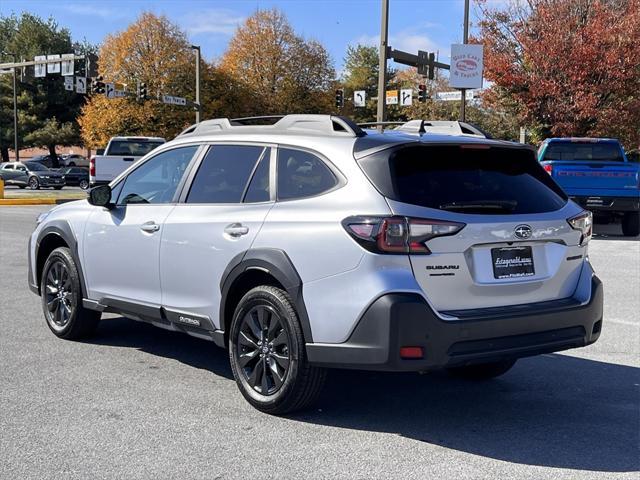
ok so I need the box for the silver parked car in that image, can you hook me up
[28,115,603,414]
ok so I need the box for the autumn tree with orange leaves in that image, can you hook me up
[79,13,251,147]
[477,0,640,147]
[220,9,336,115]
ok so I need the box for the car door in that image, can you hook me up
[160,144,274,330]
[82,145,201,306]
[13,164,29,185]
[1,164,16,183]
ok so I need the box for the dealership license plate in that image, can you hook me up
[491,246,535,279]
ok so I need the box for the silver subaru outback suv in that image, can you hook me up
[28,115,603,414]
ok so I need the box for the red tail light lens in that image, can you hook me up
[343,216,465,254]
[543,163,553,174]
[567,210,593,245]
[89,157,95,177]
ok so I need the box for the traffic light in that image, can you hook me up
[418,84,428,103]
[137,81,148,102]
[335,89,344,108]
[92,76,105,95]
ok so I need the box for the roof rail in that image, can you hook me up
[397,120,490,138]
[177,114,366,139]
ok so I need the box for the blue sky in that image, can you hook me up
[1,0,491,72]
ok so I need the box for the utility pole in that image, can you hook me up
[460,0,470,122]
[191,45,201,124]
[2,52,19,161]
[376,0,389,132]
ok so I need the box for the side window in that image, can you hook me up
[277,148,338,200]
[16,165,26,172]
[186,145,266,204]
[117,146,198,205]
[243,152,271,203]
[3,165,14,170]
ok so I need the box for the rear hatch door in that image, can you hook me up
[358,142,587,312]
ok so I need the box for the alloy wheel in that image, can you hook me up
[236,305,290,395]
[44,260,75,331]
[29,177,39,190]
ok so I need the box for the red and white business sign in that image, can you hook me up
[450,44,484,89]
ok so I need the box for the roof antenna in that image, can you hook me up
[418,119,426,135]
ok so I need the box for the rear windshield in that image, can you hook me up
[107,141,164,157]
[542,142,624,162]
[358,144,568,215]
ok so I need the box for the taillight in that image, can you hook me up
[342,216,465,254]
[89,157,95,177]
[567,210,593,245]
[543,163,553,174]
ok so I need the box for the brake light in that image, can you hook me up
[567,210,593,245]
[342,216,466,254]
[543,163,553,174]
[89,157,95,177]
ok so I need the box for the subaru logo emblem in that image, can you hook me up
[514,224,532,239]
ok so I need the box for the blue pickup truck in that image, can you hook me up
[538,138,640,236]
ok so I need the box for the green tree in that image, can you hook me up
[0,13,86,160]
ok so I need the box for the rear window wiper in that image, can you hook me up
[439,200,518,211]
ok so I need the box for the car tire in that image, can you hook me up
[40,247,101,340]
[621,212,640,237]
[28,177,40,190]
[229,285,326,415]
[446,359,517,380]
[54,186,63,190]
[79,179,89,190]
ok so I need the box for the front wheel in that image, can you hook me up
[446,359,517,380]
[229,285,326,415]
[40,247,101,339]
[28,177,40,190]
[79,179,89,190]
[622,212,640,237]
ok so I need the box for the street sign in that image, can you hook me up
[61,53,74,76]
[400,89,413,106]
[64,76,74,91]
[353,90,366,108]
[47,54,61,74]
[385,90,398,105]
[434,90,476,102]
[76,77,87,94]
[450,44,484,89]
[34,56,47,78]
[162,95,187,106]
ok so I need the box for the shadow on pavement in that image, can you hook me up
[89,316,638,473]
[295,355,640,473]
[89,315,233,380]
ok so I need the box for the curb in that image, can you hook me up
[0,198,83,206]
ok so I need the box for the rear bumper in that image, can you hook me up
[570,195,639,212]
[306,276,603,371]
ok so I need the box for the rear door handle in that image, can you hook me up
[224,223,249,237]
[140,221,160,233]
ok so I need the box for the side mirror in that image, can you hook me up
[96,148,105,155]
[88,184,113,208]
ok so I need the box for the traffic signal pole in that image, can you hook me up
[460,0,470,122]
[191,45,201,124]
[376,0,389,132]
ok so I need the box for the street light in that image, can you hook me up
[191,45,201,124]
[1,51,19,162]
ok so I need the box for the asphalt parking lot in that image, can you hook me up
[1,185,87,199]
[0,206,638,480]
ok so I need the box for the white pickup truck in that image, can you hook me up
[90,136,165,186]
